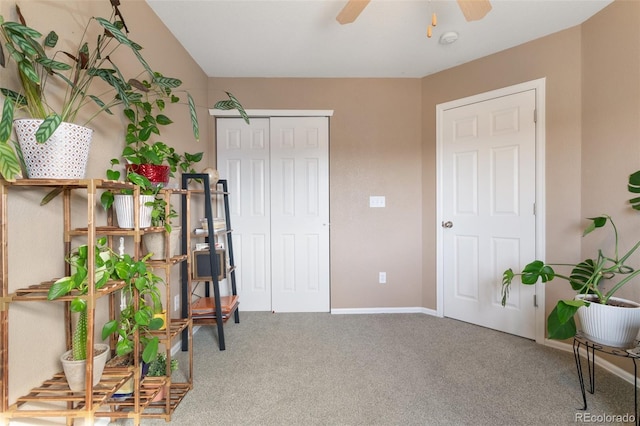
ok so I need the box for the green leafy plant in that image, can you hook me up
[0,1,201,181]
[146,352,178,377]
[47,237,117,361]
[101,251,165,364]
[502,171,640,340]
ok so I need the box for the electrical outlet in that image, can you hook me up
[369,196,386,208]
[379,272,386,284]
[174,295,179,311]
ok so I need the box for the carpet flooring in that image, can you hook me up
[111,312,637,425]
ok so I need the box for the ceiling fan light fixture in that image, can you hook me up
[439,31,459,45]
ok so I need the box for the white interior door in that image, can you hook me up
[216,116,330,312]
[217,118,272,310]
[270,117,330,312]
[441,89,537,339]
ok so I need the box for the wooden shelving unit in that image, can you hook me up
[0,179,192,426]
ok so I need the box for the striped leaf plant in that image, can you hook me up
[0,0,201,181]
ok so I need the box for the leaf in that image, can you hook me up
[35,57,71,71]
[35,114,62,143]
[2,21,42,39]
[187,93,200,141]
[43,30,58,48]
[47,276,74,300]
[547,303,578,340]
[17,59,40,85]
[0,142,21,181]
[156,114,173,126]
[569,259,596,292]
[101,319,118,340]
[521,260,555,284]
[100,191,115,211]
[501,268,514,306]
[70,297,87,313]
[583,216,607,236]
[142,337,159,363]
[95,17,132,47]
[154,75,182,88]
[0,99,15,143]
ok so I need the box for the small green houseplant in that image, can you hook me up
[146,352,178,377]
[0,1,201,180]
[502,171,640,344]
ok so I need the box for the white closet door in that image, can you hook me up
[216,116,330,312]
[217,118,272,311]
[270,117,330,312]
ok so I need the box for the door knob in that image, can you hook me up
[442,221,453,228]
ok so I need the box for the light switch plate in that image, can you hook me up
[369,196,385,208]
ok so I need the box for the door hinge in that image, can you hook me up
[533,109,537,123]
[534,294,538,308]
[533,202,536,215]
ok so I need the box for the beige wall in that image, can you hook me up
[208,78,424,309]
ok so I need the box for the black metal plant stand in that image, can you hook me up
[573,332,639,426]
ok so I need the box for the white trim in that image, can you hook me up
[331,307,438,316]
[435,78,547,344]
[210,109,334,117]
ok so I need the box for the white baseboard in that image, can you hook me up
[331,307,439,316]
[544,338,638,387]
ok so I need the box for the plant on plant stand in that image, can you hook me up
[0,1,202,180]
[145,352,178,402]
[101,171,161,229]
[501,171,640,348]
[47,237,117,392]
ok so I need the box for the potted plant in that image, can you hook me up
[501,172,640,348]
[143,195,181,261]
[116,80,248,186]
[145,352,178,402]
[102,171,160,229]
[0,1,201,180]
[47,237,117,392]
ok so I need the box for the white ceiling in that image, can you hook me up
[146,0,613,78]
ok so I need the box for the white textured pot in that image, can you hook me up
[576,294,640,348]
[60,343,110,392]
[14,119,93,179]
[114,194,154,229]
[142,226,181,260]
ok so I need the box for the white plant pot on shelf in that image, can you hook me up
[576,294,640,348]
[60,343,110,392]
[14,119,93,179]
[114,194,154,229]
[143,226,182,260]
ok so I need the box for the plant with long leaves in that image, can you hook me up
[502,214,640,340]
[0,1,203,181]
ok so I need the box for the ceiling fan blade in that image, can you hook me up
[336,0,371,25]
[456,0,492,22]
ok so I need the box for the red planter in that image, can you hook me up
[127,164,170,186]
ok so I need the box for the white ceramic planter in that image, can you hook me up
[142,226,182,260]
[576,294,640,348]
[114,194,154,228]
[60,343,110,392]
[14,119,93,179]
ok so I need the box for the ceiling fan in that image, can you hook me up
[336,0,492,24]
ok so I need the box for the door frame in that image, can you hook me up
[435,78,546,344]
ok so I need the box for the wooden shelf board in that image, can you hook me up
[11,280,127,302]
[150,318,191,341]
